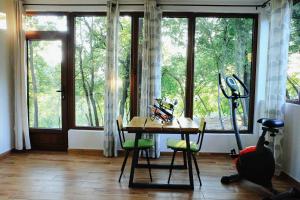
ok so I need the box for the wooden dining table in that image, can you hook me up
[125,116,199,190]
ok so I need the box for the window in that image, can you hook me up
[118,16,132,124]
[74,15,106,127]
[161,17,188,117]
[26,14,67,129]
[0,12,7,30]
[25,14,67,31]
[193,17,255,131]
[286,2,300,104]
[28,40,63,128]
[25,12,257,133]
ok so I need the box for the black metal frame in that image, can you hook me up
[128,132,195,190]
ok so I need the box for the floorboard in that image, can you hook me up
[0,151,297,200]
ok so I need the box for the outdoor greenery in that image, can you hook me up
[193,17,253,130]
[28,12,300,130]
[28,40,62,128]
[161,18,188,118]
[161,17,253,130]
[74,16,106,127]
[286,2,300,103]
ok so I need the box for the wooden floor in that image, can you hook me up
[0,151,297,200]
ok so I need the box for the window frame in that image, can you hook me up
[25,11,258,133]
[162,12,258,133]
[286,0,300,105]
[69,12,144,130]
[25,12,69,150]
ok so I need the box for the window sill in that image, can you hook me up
[286,100,300,105]
[206,130,252,134]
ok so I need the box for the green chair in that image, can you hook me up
[116,116,154,182]
[167,118,206,186]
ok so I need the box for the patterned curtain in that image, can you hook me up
[140,0,162,158]
[10,0,31,150]
[103,0,119,157]
[264,0,292,173]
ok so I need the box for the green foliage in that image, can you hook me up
[28,40,62,128]
[25,15,67,31]
[286,2,300,103]
[161,18,188,117]
[118,17,131,123]
[27,15,256,130]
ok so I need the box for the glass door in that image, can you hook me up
[27,35,68,150]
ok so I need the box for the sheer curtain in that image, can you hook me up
[103,0,120,157]
[9,0,31,150]
[140,0,162,158]
[264,0,292,173]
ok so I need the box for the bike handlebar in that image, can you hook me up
[218,73,249,99]
[218,73,231,99]
[232,74,249,98]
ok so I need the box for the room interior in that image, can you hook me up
[0,0,299,199]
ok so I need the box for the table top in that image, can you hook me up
[125,116,199,134]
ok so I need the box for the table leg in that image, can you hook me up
[185,134,194,189]
[181,133,187,168]
[129,132,141,187]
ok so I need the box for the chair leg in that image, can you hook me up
[168,150,177,184]
[119,150,129,182]
[192,153,202,186]
[145,150,152,182]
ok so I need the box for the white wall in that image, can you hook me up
[0,0,14,154]
[283,103,300,182]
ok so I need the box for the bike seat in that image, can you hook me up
[257,118,284,128]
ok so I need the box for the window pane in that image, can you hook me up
[286,3,300,103]
[75,16,106,127]
[118,16,131,124]
[25,15,67,31]
[193,18,253,130]
[28,40,62,128]
[137,17,144,116]
[161,18,188,118]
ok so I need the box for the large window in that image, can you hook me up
[28,40,63,128]
[161,17,188,117]
[286,2,300,104]
[118,16,132,124]
[26,13,257,132]
[25,14,67,31]
[193,17,254,131]
[26,14,67,129]
[74,16,106,127]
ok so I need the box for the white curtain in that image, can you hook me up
[264,0,292,173]
[140,0,162,158]
[9,0,31,150]
[103,0,119,157]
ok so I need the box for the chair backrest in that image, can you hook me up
[116,115,125,149]
[196,118,206,152]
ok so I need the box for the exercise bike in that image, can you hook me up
[218,73,300,199]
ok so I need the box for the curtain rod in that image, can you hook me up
[23,3,268,8]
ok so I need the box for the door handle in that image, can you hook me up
[56,89,65,100]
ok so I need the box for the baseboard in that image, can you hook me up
[0,149,12,159]
[160,151,228,157]
[280,172,300,188]
[68,149,228,157]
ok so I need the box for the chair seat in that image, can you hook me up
[167,139,199,152]
[123,139,154,149]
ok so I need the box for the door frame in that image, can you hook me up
[26,31,68,151]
